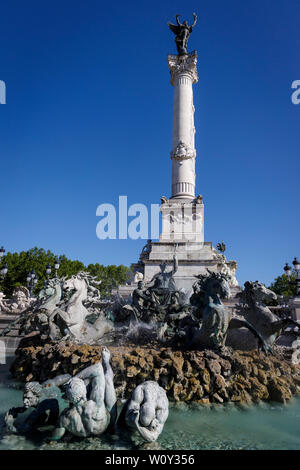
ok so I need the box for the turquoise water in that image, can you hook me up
[1,360,300,450]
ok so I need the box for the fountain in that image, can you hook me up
[1,13,300,451]
[5,265,300,409]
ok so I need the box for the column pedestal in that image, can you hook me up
[160,196,204,244]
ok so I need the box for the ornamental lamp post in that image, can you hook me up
[0,246,5,260]
[54,258,60,278]
[284,257,300,297]
[26,272,32,296]
[46,264,52,278]
[284,263,292,277]
[0,263,8,279]
[44,263,52,287]
[27,269,38,297]
[293,257,300,272]
[0,247,7,286]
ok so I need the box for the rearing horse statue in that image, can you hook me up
[190,271,272,353]
[236,281,300,348]
[35,278,63,314]
[49,272,113,344]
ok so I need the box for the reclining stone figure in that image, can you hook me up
[4,374,71,435]
[118,380,169,442]
[48,346,116,440]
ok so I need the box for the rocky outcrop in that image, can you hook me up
[10,338,300,405]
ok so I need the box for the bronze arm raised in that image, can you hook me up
[191,13,197,29]
[176,14,182,27]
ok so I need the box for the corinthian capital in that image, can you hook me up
[167,51,198,85]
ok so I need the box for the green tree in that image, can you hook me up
[86,263,132,297]
[0,247,131,298]
[269,273,297,298]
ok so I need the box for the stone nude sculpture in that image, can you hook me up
[118,380,169,442]
[4,374,71,435]
[48,346,116,440]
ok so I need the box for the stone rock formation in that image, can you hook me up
[10,339,300,405]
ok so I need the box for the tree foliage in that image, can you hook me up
[86,263,132,297]
[268,273,297,298]
[0,247,131,297]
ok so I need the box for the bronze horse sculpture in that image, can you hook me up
[189,271,272,353]
[236,281,300,348]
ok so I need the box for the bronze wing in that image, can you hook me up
[168,22,180,35]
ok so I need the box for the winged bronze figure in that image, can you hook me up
[168,13,197,55]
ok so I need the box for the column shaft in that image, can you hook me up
[168,52,198,199]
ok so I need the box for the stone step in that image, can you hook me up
[0,314,21,336]
[0,336,21,360]
[0,315,19,323]
[0,317,19,330]
[0,314,24,357]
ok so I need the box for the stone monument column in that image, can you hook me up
[159,51,203,244]
[121,16,239,294]
[119,15,239,294]
[168,52,198,199]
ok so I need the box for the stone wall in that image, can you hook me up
[10,339,300,405]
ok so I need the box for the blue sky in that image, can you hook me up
[0,0,299,286]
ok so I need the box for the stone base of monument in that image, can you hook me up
[10,338,300,405]
[139,243,218,292]
[129,239,239,294]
